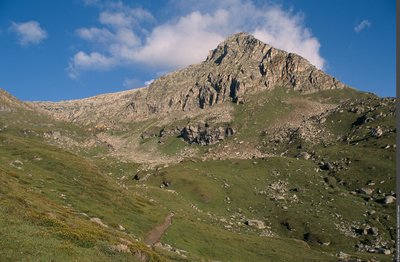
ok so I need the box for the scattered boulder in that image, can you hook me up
[10,160,24,170]
[320,162,334,171]
[153,242,188,258]
[90,217,108,228]
[225,127,235,137]
[378,248,391,255]
[296,152,311,160]
[371,126,383,137]
[245,220,266,229]
[359,188,374,195]
[162,179,171,187]
[13,160,23,165]
[367,247,391,255]
[132,171,151,182]
[355,226,378,236]
[338,251,350,260]
[384,195,396,204]
[366,180,375,186]
[349,106,364,114]
[367,227,378,236]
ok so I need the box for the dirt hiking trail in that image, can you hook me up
[144,213,174,246]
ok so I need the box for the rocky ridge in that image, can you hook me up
[0,88,37,112]
[32,32,346,125]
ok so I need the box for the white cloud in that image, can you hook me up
[76,27,114,44]
[100,11,132,28]
[115,28,140,47]
[132,10,227,68]
[67,51,116,78]
[69,0,325,78]
[10,20,47,46]
[144,79,154,86]
[354,20,371,33]
[76,26,140,47]
[73,51,115,69]
[251,6,325,69]
[99,7,153,28]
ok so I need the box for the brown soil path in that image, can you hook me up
[144,213,174,246]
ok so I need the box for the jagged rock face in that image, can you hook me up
[139,123,235,145]
[32,32,346,124]
[141,32,345,115]
[180,123,235,145]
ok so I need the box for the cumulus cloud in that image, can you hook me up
[68,0,325,78]
[10,20,47,46]
[67,51,116,78]
[132,10,227,68]
[251,6,324,69]
[354,20,371,33]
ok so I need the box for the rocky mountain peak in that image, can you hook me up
[33,32,347,124]
[206,32,267,63]
[216,32,265,51]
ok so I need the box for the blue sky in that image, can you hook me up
[0,0,395,101]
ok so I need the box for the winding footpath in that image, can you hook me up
[144,213,174,246]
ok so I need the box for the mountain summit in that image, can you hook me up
[206,32,345,92]
[142,32,346,113]
[35,32,346,123]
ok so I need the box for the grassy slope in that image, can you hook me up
[134,88,395,261]
[0,107,169,261]
[141,158,393,261]
[0,87,395,261]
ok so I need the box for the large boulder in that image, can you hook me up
[180,123,235,145]
[245,220,266,229]
[384,195,396,204]
[359,188,374,195]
